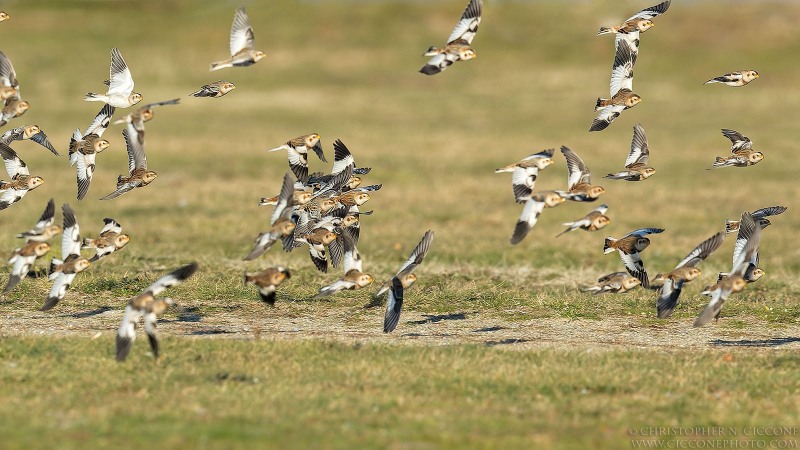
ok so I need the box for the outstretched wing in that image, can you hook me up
[675,232,725,269]
[624,0,671,22]
[720,129,753,153]
[229,7,256,55]
[107,48,135,96]
[446,0,482,45]
[625,123,649,167]
[610,38,636,96]
[561,146,591,189]
[142,262,199,297]
[395,230,434,277]
[383,276,404,333]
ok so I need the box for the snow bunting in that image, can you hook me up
[82,218,129,263]
[0,51,19,102]
[590,39,640,132]
[40,204,91,311]
[510,191,565,245]
[0,125,59,156]
[725,205,786,235]
[653,232,725,319]
[0,12,8,23]
[210,7,266,71]
[605,123,656,181]
[705,70,759,87]
[314,269,374,298]
[16,198,61,242]
[709,128,763,169]
[116,262,198,361]
[244,266,291,306]
[495,148,554,202]
[244,173,295,260]
[377,230,434,333]
[0,143,44,210]
[269,133,326,185]
[604,227,665,288]
[596,1,671,36]
[556,204,610,237]
[420,0,482,75]
[559,146,605,201]
[191,81,236,98]
[99,126,157,200]
[84,48,142,108]
[69,104,114,200]
[3,240,51,295]
[581,272,641,295]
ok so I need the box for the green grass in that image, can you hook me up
[1,0,800,448]
[2,337,800,450]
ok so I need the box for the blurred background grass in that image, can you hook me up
[1,0,798,282]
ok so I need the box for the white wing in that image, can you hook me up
[229,7,256,55]
[445,0,482,45]
[107,48,135,96]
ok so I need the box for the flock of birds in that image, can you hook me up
[0,2,789,361]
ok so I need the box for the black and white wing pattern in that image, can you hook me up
[107,48,135,97]
[720,129,753,153]
[445,0,482,45]
[17,198,55,239]
[561,146,592,190]
[625,123,649,167]
[510,197,547,245]
[230,7,256,56]
[624,0,672,22]
[383,276,404,333]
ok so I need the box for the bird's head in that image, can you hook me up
[27,176,44,189]
[23,125,41,139]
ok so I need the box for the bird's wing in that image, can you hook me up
[675,232,725,269]
[445,0,482,45]
[0,143,28,177]
[626,123,649,167]
[143,262,198,297]
[625,0,671,21]
[395,230,434,277]
[383,276,405,333]
[720,129,753,152]
[610,38,636,96]
[561,146,591,188]
[107,48,135,96]
[229,7,256,55]
[85,104,115,137]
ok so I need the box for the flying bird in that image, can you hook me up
[244,266,291,305]
[99,126,157,200]
[0,51,28,128]
[116,262,198,361]
[556,204,610,237]
[705,70,759,87]
[191,81,236,98]
[0,142,44,210]
[82,218,130,262]
[558,146,605,201]
[0,125,59,156]
[725,206,786,235]
[581,272,641,295]
[709,129,763,169]
[510,191,564,245]
[495,148,554,202]
[590,38,640,132]
[605,123,656,181]
[40,204,91,311]
[69,104,114,200]
[314,268,374,298]
[378,230,434,333]
[16,198,61,242]
[653,232,725,319]
[244,173,296,260]
[419,0,482,75]
[269,133,326,185]
[210,7,266,71]
[604,227,665,288]
[84,48,142,108]
[596,1,671,36]
[694,214,763,327]
[3,240,50,295]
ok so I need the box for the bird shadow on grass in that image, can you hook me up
[485,338,530,347]
[61,306,114,318]
[408,312,469,325]
[709,337,800,348]
[175,306,202,323]
[473,326,506,333]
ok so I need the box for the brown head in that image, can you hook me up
[749,152,764,164]
[304,133,320,147]
[114,234,131,249]
[621,277,642,291]
[748,268,765,282]
[94,139,110,153]
[294,191,313,205]
[356,273,374,288]
[142,171,158,184]
[33,242,51,257]
[624,94,642,108]
[23,125,41,139]
[342,214,360,228]
[400,273,417,289]
[633,237,651,252]
[252,50,267,62]
[321,231,337,246]
[353,193,371,206]
[275,220,296,236]
[346,176,363,190]
[588,185,606,198]
[594,215,611,229]
[74,258,91,273]
[0,12,9,22]
[641,167,657,179]
[45,224,63,236]
[543,191,565,207]
[743,70,759,83]
[636,19,655,32]
[319,199,337,213]
[27,176,45,190]
[459,48,476,61]
[684,267,702,282]
[14,101,29,115]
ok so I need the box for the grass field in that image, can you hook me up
[1,1,799,448]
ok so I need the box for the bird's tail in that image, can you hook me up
[724,220,738,235]
[48,258,63,279]
[209,61,228,72]
[595,98,610,111]
[603,238,617,254]
[704,78,720,85]
[83,93,102,102]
